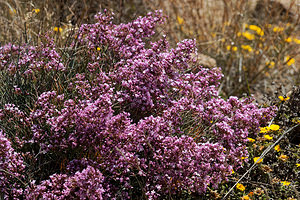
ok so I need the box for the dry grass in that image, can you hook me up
[0,0,150,45]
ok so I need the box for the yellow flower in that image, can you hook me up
[257,30,264,36]
[242,195,250,200]
[274,145,281,152]
[278,96,285,101]
[278,95,290,101]
[287,59,295,66]
[260,127,269,133]
[248,25,258,31]
[241,156,248,160]
[32,8,40,14]
[243,23,249,28]
[263,135,273,140]
[266,61,275,68]
[177,16,184,25]
[273,26,284,32]
[253,157,263,164]
[285,56,295,66]
[278,154,289,162]
[226,45,238,52]
[269,124,280,131]
[285,37,292,43]
[296,163,300,167]
[232,169,235,174]
[281,181,291,186]
[242,31,255,40]
[54,27,63,33]
[236,183,246,191]
[293,38,300,44]
[97,47,101,51]
[241,45,253,52]
[237,32,242,37]
[249,25,264,36]
[247,137,255,142]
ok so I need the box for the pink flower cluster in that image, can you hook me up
[0,10,276,199]
[25,166,106,200]
[0,130,25,199]
[0,36,64,76]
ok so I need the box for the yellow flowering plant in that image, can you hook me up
[273,26,284,32]
[253,157,263,164]
[268,124,280,131]
[285,37,292,42]
[236,183,246,191]
[281,181,291,186]
[263,134,273,140]
[248,24,264,36]
[274,145,281,152]
[32,8,40,14]
[284,56,295,66]
[242,31,255,40]
[53,27,63,33]
[211,12,299,97]
[259,124,280,133]
[176,16,184,25]
[266,61,275,68]
[241,45,253,52]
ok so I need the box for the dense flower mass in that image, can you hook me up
[0,130,25,199]
[0,37,64,75]
[0,10,276,199]
[25,166,106,200]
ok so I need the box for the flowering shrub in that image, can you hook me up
[0,35,65,112]
[25,165,106,200]
[0,10,276,199]
[0,130,25,199]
